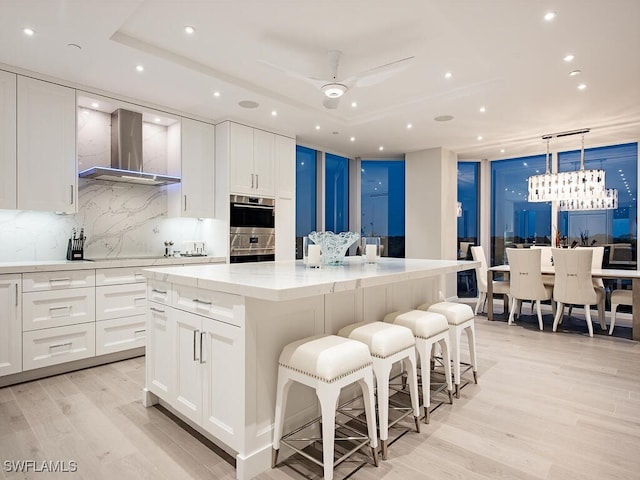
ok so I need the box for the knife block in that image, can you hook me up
[66,237,85,261]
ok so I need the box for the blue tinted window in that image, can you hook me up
[361,160,405,257]
[491,155,551,265]
[458,162,479,246]
[325,153,349,232]
[295,146,316,237]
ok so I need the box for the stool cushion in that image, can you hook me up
[611,289,632,305]
[419,301,474,326]
[389,310,449,338]
[279,334,372,383]
[338,321,415,358]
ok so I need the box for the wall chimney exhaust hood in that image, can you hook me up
[79,109,180,186]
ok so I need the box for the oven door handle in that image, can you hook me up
[232,203,274,210]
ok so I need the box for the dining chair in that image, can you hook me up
[571,246,606,329]
[530,245,554,286]
[470,245,510,315]
[505,248,553,331]
[551,248,605,337]
[609,288,632,335]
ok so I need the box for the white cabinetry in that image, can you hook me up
[0,70,16,209]
[146,295,173,399]
[225,122,275,197]
[275,134,296,260]
[169,117,216,218]
[0,275,21,376]
[17,76,77,213]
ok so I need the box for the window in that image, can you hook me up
[457,162,479,297]
[361,160,405,257]
[325,153,349,233]
[491,155,551,265]
[295,146,317,258]
[558,142,637,266]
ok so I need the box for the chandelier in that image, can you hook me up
[527,128,618,210]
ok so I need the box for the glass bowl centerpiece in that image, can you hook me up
[307,231,360,266]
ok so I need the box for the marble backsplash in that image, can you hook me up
[0,108,225,263]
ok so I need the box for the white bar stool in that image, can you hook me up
[419,301,478,398]
[337,321,420,459]
[272,334,379,480]
[383,309,453,423]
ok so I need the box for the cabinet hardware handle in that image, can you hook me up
[251,173,254,189]
[150,306,165,313]
[135,273,145,278]
[70,185,74,205]
[256,174,259,189]
[50,277,71,282]
[134,329,146,334]
[49,341,72,349]
[134,296,146,301]
[184,194,187,211]
[235,204,272,210]
[193,298,212,305]
[193,329,200,361]
[49,305,70,310]
[152,288,167,294]
[15,284,18,307]
[199,331,206,364]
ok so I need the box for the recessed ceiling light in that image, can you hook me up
[154,117,161,123]
[271,110,277,116]
[563,54,575,62]
[91,102,99,108]
[136,65,144,72]
[315,125,320,130]
[479,106,486,113]
[434,115,454,122]
[477,135,483,141]
[350,137,355,142]
[407,123,412,129]
[238,100,259,108]
[23,27,35,36]
[213,91,221,97]
[501,149,506,153]
[351,101,357,108]
[569,70,582,76]
[379,146,384,151]
[444,72,452,79]
[577,83,587,90]
[184,26,196,35]
[544,11,556,21]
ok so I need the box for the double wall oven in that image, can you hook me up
[229,195,275,263]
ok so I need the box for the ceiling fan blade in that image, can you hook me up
[327,50,342,79]
[343,56,415,88]
[322,96,341,109]
[257,59,327,89]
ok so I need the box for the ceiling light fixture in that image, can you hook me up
[577,83,587,90]
[444,72,452,79]
[213,91,221,97]
[321,83,347,98]
[479,106,486,113]
[91,102,99,108]
[350,137,355,142]
[379,146,384,151]
[544,11,556,21]
[477,135,483,141]
[315,125,320,130]
[271,110,277,116]
[569,70,582,76]
[407,123,412,129]
[23,27,35,36]
[351,101,357,108]
[184,26,196,35]
[136,65,144,72]
[563,54,575,62]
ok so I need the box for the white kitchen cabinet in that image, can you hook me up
[0,274,21,377]
[179,117,216,218]
[95,316,146,356]
[0,70,17,210]
[23,322,95,371]
[96,282,146,321]
[274,134,296,261]
[22,286,95,331]
[17,76,77,213]
[173,308,204,423]
[146,301,173,399]
[23,269,95,292]
[226,122,275,197]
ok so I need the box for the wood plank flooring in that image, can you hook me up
[1,306,639,479]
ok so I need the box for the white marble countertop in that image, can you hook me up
[0,255,226,275]
[143,257,479,301]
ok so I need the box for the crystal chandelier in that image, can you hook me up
[527,128,618,210]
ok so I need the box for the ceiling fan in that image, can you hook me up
[259,50,414,109]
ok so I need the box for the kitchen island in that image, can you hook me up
[141,257,477,480]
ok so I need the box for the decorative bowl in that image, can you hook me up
[308,231,360,266]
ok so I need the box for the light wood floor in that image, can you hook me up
[2,308,639,480]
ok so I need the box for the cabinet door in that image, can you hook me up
[0,275,21,377]
[173,309,204,424]
[146,302,174,398]
[228,122,254,195]
[17,76,77,213]
[22,287,95,331]
[96,283,147,321]
[275,135,296,260]
[201,317,243,450]
[181,118,215,218]
[253,129,275,197]
[0,71,16,210]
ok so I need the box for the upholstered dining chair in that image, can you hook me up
[505,248,553,331]
[572,246,606,330]
[471,245,510,315]
[551,248,605,337]
[530,245,554,286]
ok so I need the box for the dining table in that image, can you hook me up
[487,264,640,340]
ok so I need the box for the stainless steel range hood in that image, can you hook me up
[79,109,180,186]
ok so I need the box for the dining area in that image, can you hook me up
[471,245,640,340]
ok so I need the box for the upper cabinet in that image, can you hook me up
[168,117,215,218]
[0,70,16,210]
[17,76,77,213]
[275,135,296,261]
[227,122,275,198]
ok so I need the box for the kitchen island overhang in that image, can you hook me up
[141,257,478,480]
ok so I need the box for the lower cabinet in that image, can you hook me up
[0,274,21,376]
[95,315,146,356]
[23,322,95,371]
[146,301,173,399]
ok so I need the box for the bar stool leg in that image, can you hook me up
[318,384,339,480]
[271,372,292,468]
[358,371,380,466]
[405,348,421,433]
[450,326,463,398]
[438,336,454,403]
[465,322,479,383]
[372,357,392,460]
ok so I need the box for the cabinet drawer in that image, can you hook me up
[96,283,147,321]
[23,287,95,331]
[147,280,171,305]
[173,284,243,326]
[23,270,95,292]
[96,315,146,356]
[96,267,146,286]
[23,323,95,371]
